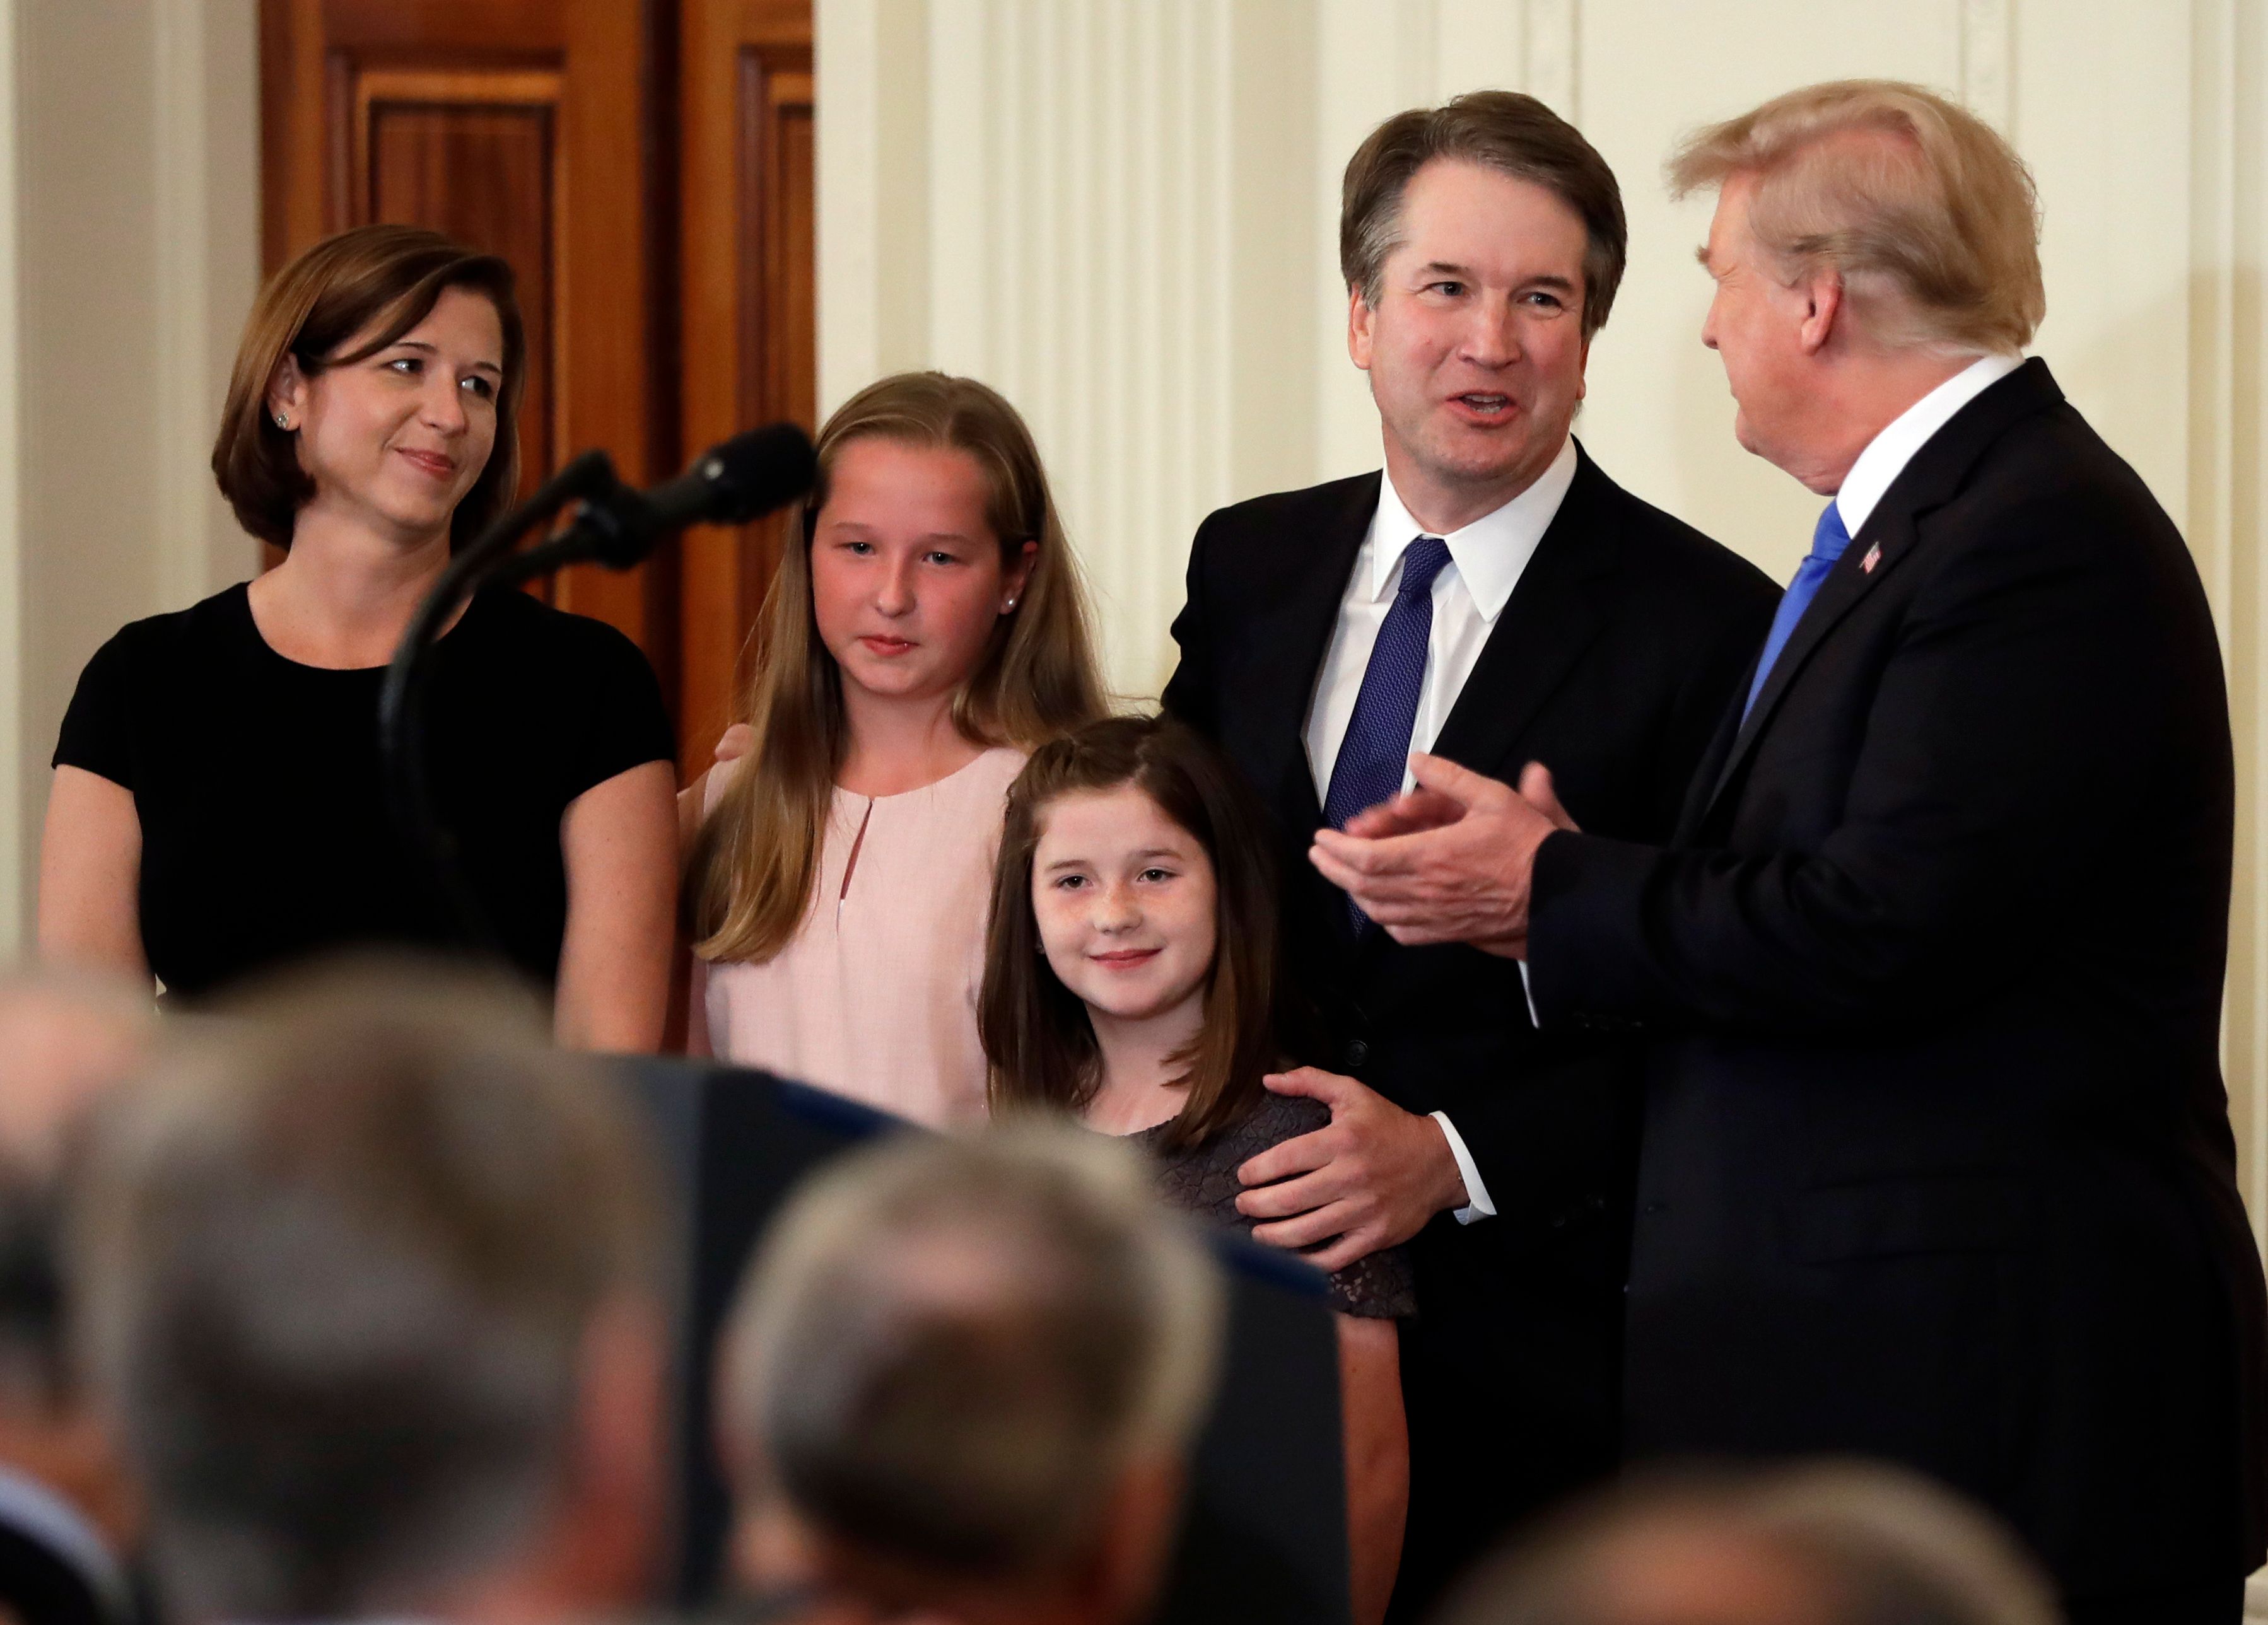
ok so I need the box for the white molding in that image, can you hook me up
[1960,0,2012,131]
[822,0,1249,693]
[815,0,884,414]
[2188,0,2268,1248]
[0,0,21,947]
[1526,0,1579,121]
[2183,0,2268,1249]
[150,0,258,611]
[151,0,213,614]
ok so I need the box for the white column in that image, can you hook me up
[2187,0,2268,1247]
[823,0,1261,695]
[1,0,257,948]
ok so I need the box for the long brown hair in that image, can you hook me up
[979,716,1291,1151]
[212,224,527,549]
[691,373,1106,965]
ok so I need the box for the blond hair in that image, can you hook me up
[689,373,1108,965]
[1669,79,2043,355]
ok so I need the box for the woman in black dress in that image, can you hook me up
[38,225,677,1047]
[980,714,1412,1625]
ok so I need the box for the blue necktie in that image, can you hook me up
[1324,535,1454,930]
[1743,500,1852,719]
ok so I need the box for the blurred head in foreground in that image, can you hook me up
[1435,1461,2060,1625]
[719,1125,1226,1625]
[71,961,668,1624]
[0,968,152,1625]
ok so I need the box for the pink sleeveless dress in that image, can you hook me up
[689,746,1026,1126]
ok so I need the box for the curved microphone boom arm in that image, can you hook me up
[378,424,817,953]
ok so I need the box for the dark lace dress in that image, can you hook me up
[1132,1091,1417,1319]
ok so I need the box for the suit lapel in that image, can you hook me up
[1234,475,1376,958]
[1675,687,1750,843]
[1430,443,1620,772]
[1247,474,1378,845]
[1700,358,2066,822]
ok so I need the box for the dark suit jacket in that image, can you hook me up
[1162,442,1777,1614]
[1529,361,2268,1599]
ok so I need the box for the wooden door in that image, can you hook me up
[260,0,817,771]
[678,0,816,773]
[260,0,677,682]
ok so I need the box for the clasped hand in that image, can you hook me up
[1234,1068,1470,1271]
[1307,754,1575,957]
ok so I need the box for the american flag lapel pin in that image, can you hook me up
[1859,542,1881,574]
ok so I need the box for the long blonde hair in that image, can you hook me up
[691,373,1107,965]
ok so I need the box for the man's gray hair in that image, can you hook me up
[1439,1460,2059,1625]
[720,1124,1225,1578]
[71,961,663,1622]
[0,966,149,1408]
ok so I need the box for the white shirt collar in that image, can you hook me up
[0,1462,132,1620]
[1834,352,2025,538]
[1369,434,1579,620]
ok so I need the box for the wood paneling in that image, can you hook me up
[681,0,815,773]
[260,0,670,660]
[262,0,816,772]
[360,72,561,503]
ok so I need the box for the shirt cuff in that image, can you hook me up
[1430,1111,1497,1225]
[1518,959,1541,1028]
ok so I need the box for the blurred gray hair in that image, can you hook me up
[0,965,150,1407]
[719,1124,1225,1579]
[1439,1460,2060,1625]
[71,959,664,1622]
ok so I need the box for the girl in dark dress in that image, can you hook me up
[39,226,677,1045]
[980,713,1412,1625]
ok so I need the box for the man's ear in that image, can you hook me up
[1796,268,1846,357]
[1077,1454,1185,1624]
[1347,286,1376,371]
[551,1296,669,1610]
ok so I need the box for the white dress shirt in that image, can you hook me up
[0,1463,133,1624]
[1833,352,2023,535]
[1303,436,1579,1225]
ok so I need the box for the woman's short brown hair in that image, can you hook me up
[211,224,528,550]
[1342,90,1628,339]
[1668,80,2043,355]
[979,714,1295,1152]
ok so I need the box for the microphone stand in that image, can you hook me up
[377,448,640,954]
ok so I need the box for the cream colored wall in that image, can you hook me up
[0,0,260,946]
[818,0,2268,1242]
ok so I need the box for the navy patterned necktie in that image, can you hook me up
[1324,534,1454,930]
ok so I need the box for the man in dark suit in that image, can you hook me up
[1160,91,1775,1619]
[0,974,150,1625]
[1315,81,2268,1625]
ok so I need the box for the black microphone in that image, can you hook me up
[544,422,819,572]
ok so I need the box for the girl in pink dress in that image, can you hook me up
[682,373,1105,1124]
